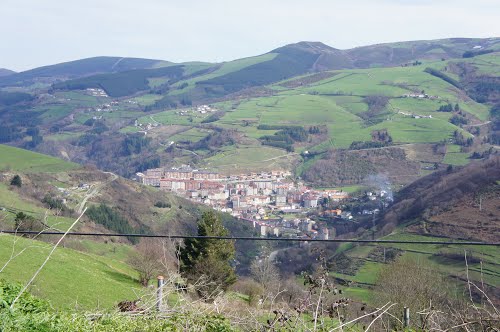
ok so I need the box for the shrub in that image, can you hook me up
[154,201,171,208]
[10,175,22,187]
[14,212,44,236]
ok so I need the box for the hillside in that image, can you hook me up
[0,145,257,308]
[0,38,498,186]
[0,234,141,309]
[271,157,500,306]
[146,37,500,108]
[345,37,500,67]
[0,68,15,77]
[381,155,500,241]
[0,56,171,88]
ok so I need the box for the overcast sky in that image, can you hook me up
[2,0,499,71]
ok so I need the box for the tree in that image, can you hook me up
[14,212,44,237]
[10,175,22,187]
[374,256,453,327]
[128,239,169,287]
[179,211,236,299]
[250,258,280,294]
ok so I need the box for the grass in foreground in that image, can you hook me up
[0,234,141,309]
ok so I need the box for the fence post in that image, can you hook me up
[403,306,410,328]
[157,275,164,311]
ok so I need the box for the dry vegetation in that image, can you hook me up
[381,155,500,241]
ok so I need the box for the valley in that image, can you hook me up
[0,36,499,330]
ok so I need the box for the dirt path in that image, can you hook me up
[260,152,299,162]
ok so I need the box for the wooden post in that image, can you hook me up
[403,306,410,328]
[157,275,164,311]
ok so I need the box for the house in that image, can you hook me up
[302,194,318,208]
[257,223,268,236]
[143,176,160,187]
[275,195,287,206]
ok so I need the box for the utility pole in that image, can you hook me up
[403,307,410,328]
[157,275,164,311]
[372,213,376,240]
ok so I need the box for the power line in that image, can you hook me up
[1,230,499,246]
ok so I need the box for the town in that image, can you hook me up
[137,166,393,240]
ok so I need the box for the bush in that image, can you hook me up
[424,68,462,89]
[14,212,44,236]
[0,280,233,331]
[231,279,264,307]
[10,175,22,187]
[154,201,171,208]
[42,195,68,212]
[201,110,225,124]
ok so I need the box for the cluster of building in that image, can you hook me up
[137,166,351,239]
[397,111,433,119]
[134,119,159,133]
[176,104,218,116]
[402,93,439,99]
[252,218,330,240]
[85,88,108,98]
[85,101,119,113]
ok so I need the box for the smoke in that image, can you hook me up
[365,174,393,201]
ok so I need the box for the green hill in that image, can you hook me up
[0,234,141,309]
[132,51,498,184]
[0,56,170,87]
[0,38,498,184]
[52,65,186,97]
[143,38,500,110]
[345,37,500,67]
[0,144,79,172]
[329,157,500,304]
[0,144,258,309]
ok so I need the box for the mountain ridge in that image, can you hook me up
[3,37,499,90]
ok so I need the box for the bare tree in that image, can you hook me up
[250,258,280,294]
[374,255,453,329]
[128,239,171,287]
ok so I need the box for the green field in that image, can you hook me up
[444,144,471,165]
[169,53,278,95]
[0,234,141,309]
[332,231,500,304]
[169,127,211,143]
[0,145,78,173]
[203,145,298,173]
[132,94,164,106]
[0,182,75,231]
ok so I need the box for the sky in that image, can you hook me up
[1,0,499,71]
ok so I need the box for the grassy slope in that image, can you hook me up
[333,232,500,305]
[0,144,79,173]
[129,55,495,174]
[0,145,141,309]
[168,53,278,95]
[0,234,140,309]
